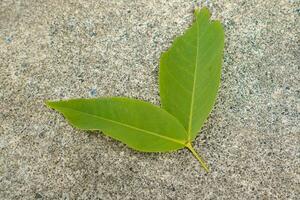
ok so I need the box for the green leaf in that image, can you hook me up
[47,7,224,172]
[159,7,224,141]
[46,97,188,152]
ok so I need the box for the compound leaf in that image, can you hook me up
[159,7,224,141]
[47,7,224,172]
[46,97,188,152]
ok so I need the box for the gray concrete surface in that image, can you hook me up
[1,0,299,199]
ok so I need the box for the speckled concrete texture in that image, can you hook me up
[1,0,299,199]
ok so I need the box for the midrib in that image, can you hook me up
[57,106,186,146]
[187,18,200,140]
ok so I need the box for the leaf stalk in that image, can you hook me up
[186,143,209,172]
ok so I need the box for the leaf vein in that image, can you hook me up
[164,67,192,94]
[58,106,186,145]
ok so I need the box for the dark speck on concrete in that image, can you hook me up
[21,63,29,68]
[5,36,12,43]
[35,193,43,199]
[90,88,97,97]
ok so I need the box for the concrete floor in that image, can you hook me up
[1,0,299,199]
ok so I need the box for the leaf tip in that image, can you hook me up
[45,100,57,109]
[194,6,211,19]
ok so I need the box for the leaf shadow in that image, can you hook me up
[83,130,189,165]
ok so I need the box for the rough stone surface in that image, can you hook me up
[1,0,299,199]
